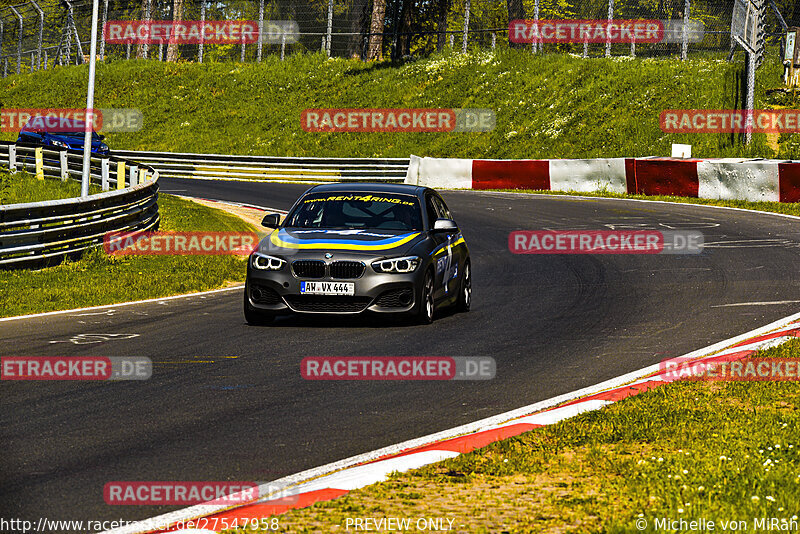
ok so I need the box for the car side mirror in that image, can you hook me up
[261,213,281,228]
[432,218,458,233]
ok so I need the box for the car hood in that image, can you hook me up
[259,228,425,257]
[50,132,105,149]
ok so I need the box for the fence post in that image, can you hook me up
[130,165,138,186]
[31,0,44,69]
[745,50,755,145]
[321,35,325,51]
[257,0,264,62]
[491,32,496,50]
[198,0,205,63]
[8,145,17,172]
[117,161,126,189]
[101,158,110,190]
[681,0,690,60]
[241,29,246,62]
[462,0,470,53]
[605,0,614,58]
[9,5,23,74]
[449,33,454,48]
[142,0,151,59]
[35,148,44,179]
[30,52,35,71]
[126,42,131,59]
[60,150,69,180]
[533,0,540,53]
[326,0,333,57]
[99,0,108,60]
[281,33,286,60]
[631,36,636,57]
[44,50,48,68]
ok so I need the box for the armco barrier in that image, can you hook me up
[406,155,800,202]
[111,149,409,182]
[0,142,159,267]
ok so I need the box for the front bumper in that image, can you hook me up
[246,255,425,315]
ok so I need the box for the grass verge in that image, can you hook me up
[0,171,101,204]
[0,185,254,318]
[236,339,800,534]
[0,48,795,159]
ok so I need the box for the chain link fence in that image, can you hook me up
[0,0,795,75]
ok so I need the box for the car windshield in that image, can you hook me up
[285,192,423,231]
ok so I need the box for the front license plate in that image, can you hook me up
[300,281,355,296]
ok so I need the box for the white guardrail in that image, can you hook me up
[110,149,409,182]
[0,142,160,267]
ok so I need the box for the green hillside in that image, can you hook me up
[0,49,794,159]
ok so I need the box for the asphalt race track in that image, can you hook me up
[3,177,800,530]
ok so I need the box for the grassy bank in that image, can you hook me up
[240,339,800,533]
[0,49,793,160]
[0,171,101,204]
[0,178,254,317]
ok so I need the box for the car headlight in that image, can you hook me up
[372,255,421,274]
[49,139,69,149]
[251,252,285,271]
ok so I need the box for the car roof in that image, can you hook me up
[306,182,428,197]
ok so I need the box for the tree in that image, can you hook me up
[347,0,371,58]
[396,0,415,57]
[435,0,451,51]
[506,0,525,48]
[166,0,184,62]
[367,0,387,60]
[136,0,150,58]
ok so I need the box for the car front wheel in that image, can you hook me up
[414,271,435,325]
[456,260,471,312]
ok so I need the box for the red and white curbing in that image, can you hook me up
[406,155,800,202]
[103,311,800,534]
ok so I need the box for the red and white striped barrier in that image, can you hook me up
[406,155,800,202]
[104,311,800,534]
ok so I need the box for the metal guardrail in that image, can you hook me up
[111,149,409,183]
[0,142,159,267]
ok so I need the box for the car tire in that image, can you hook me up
[415,270,435,325]
[456,259,471,312]
[243,285,274,325]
